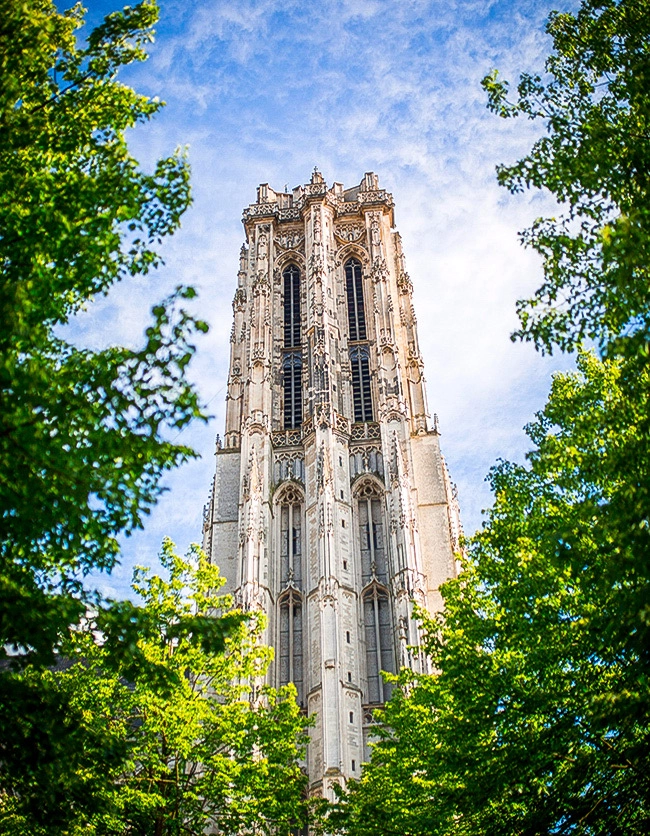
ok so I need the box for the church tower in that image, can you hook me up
[202,171,461,800]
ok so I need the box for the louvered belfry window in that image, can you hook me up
[350,345,373,423]
[283,264,301,347]
[346,258,373,423]
[345,258,366,340]
[283,352,302,429]
[282,264,302,429]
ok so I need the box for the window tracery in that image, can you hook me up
[279,491,303,588]
[357,485,388,586]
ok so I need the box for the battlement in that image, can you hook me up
[243,170,394,226]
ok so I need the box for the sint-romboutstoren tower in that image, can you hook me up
[202,170,461,800]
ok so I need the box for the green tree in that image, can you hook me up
[333,2,650,834]
[0,0,201,663]
[333,352,650,836]
[482,0,650,356]
[0,1,219,829]
[1,540,312,836]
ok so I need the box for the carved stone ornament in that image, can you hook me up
[334,223,365,244]
[305,181,327,198]
[397,271,413,294]
[243,202,278,221]
[232,288,247,310]
[371,257,389,282]
[309,253,324,274]
[275,230,305,250]
[383,408,404,424]
[358,189,394,208]
[278,206,301,221]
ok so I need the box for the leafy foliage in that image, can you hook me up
[482,0,650,355]
[333,352,650,836]
[1,541,312,836]
[0,0,204,664]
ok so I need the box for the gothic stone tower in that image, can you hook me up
[202,170,461,800]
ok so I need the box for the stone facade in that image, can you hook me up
[202,170,461,800]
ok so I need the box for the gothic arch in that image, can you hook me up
[274,250,306,273]
[273,482,305,594]
[351,474,384,500]
[335,242,370,269]
[274,482,305,506]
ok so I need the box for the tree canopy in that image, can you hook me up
[0,2,246,830]
[332,351,650,836]
[482,0,650,356]
[1,541,312,836]
[0,0,203,663]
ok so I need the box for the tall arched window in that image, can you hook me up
[363,586,395,705]
[283,352,302,429]
[345,258,366,341]
[357,489,387,585]
[278,590,304,706]
[280,500,302,588]
[350,345,373,423]
[283,264,301,347]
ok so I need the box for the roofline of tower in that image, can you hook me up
[241,171,395,232]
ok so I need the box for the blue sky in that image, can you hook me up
[71,0,577,598]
